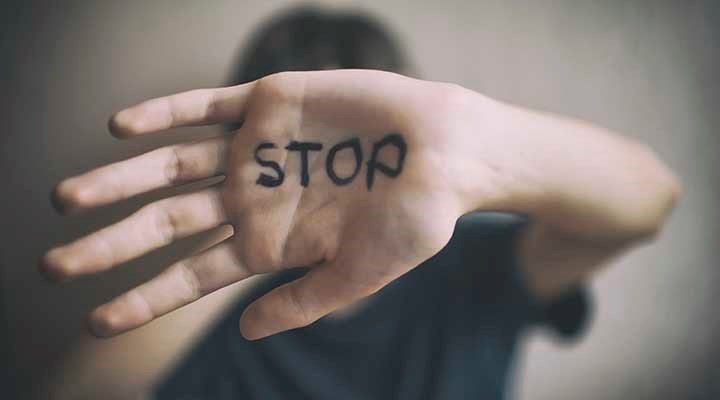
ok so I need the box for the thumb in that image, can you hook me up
[239,263,380,340]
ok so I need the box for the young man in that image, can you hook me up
[42,7,680,399]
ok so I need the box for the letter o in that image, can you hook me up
[325,137,363,186]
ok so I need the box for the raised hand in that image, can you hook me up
[43,70,496,340]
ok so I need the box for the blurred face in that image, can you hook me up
[233,9,410,82]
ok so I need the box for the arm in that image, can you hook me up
[42,70,680,341]
[452,93,680,301]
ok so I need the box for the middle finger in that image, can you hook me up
[53,135,230,214]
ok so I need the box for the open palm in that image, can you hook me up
[44,70,479,339]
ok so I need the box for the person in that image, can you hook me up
[41,6,680,400]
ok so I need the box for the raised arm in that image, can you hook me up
[452,93,680,300]
[42,70,680,342]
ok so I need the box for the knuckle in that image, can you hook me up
[163,146,182,184]
[254,72,304,102]
[285,285,313,326]
[163,144,204,185]
[437,82,469,107]
[176,260,202,300]
[147,202,177,245]
[162,145,198,185]
[425,81,473,121]
[199,89,218,121]
[163,96,180,127]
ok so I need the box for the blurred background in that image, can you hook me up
[2,0,719,399]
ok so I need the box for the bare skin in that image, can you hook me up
[42,69,680,342]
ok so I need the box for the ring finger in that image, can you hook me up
[42,187,227,281]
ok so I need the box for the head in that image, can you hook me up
[229,6,410,85]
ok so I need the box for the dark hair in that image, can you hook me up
[228,6,409,85]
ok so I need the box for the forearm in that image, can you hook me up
[456,88,680,242]
[444,86,680,299]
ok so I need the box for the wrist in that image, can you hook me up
[439,85,547,216]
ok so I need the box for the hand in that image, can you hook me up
[43,70,499,339]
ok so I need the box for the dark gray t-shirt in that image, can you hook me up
[155,212,590,399]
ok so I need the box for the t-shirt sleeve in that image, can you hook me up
[447,212,592,339]
[537,288,590,338]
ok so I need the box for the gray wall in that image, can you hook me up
[2,0,718,398]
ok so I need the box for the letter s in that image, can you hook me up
[254,142,284,187]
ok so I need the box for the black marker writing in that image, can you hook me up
[366,133,406,191]
[254,142,284,187]
[285,141,323,187]
[325,137,363,186]
[254,133,407,190]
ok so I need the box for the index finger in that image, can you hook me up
[109,82,256,138]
